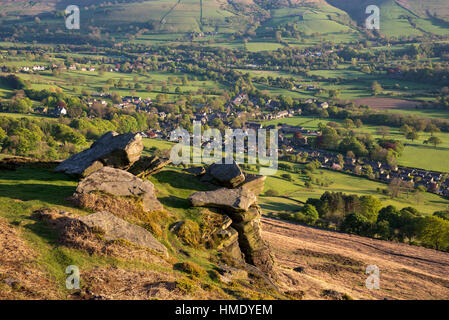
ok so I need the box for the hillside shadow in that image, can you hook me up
[0,183,76,206]
[405,144,449,151]
[159,195,191,209]
[25,219,59,246]
[153,170,209,192]
[0,167,78,183]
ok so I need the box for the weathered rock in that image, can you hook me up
[55,131,143,177]
[208,160,245,188]
[239,173,266,195]
[128,156,171,178]
[74,167,163,212]
[321,289,345,300]
[217,264,248,284]
[2,277,19,288]
[188,188,257,212]
[216,227,245,263]
[183,166,206,176]
[79,211,168,257]
[226,204,262,223]
[231,206,276,276]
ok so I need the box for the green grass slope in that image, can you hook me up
[327,0,449,37]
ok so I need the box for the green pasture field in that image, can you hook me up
[8,68,227,102]
[263,115,449,173]
[255,165,449,215]
[245,42,285,52]
[0,112,54,121]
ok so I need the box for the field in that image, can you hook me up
[257,164,449,215]
[263,115,449,173]
[352,98,424,110]
[2,65,227,103]
[238,65,439,102]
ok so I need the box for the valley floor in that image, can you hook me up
[263,218,449,300]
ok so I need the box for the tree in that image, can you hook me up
[354,119,363,128]
[425,123,440,136]
[10,98,32,113]
[377,205,401,240]
[328,89,340,99]
[424,136,442,148]
[341,213,372,236]
[434,211,449,221]
[406,130,419,142]
[376,126,390,138]
[0,127,6,151]
[295,204,319,224]
[359,195,382,222]
[418,216,449,250]
[301,204,319,221]
[371,81,383,96]
[108,92,121,105]
[342,118,354,129]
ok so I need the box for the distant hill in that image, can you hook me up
[327,0,449,36]
[1,0,448,38]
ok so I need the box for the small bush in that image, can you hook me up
[176,220,201,247]
[175,261,206,278]
[175,278,197,293]
[265,189,279,197]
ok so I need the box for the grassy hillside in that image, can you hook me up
[0,163,284,299]
[263,218,449,300]
[3,0,448,41]
[327,0,449,37]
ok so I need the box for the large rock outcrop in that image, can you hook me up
[201,160,245,188]
[189,163,275,278]
[33,208,168,257]
[240,173,266,196]
[70,167,163,213]
[55,131,143,177]
[230,205,275,275]
[79,211,168,257]
[128,156,171,178]
[188,188,257,213]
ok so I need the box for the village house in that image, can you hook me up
[320,102,329,109]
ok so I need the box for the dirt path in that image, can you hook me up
[262,217,449,300]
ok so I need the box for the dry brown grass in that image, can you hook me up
[0,218,59,300]
[74,267,228,300]
[262,217,449,300]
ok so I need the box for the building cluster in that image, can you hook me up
[293,147,449,197]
